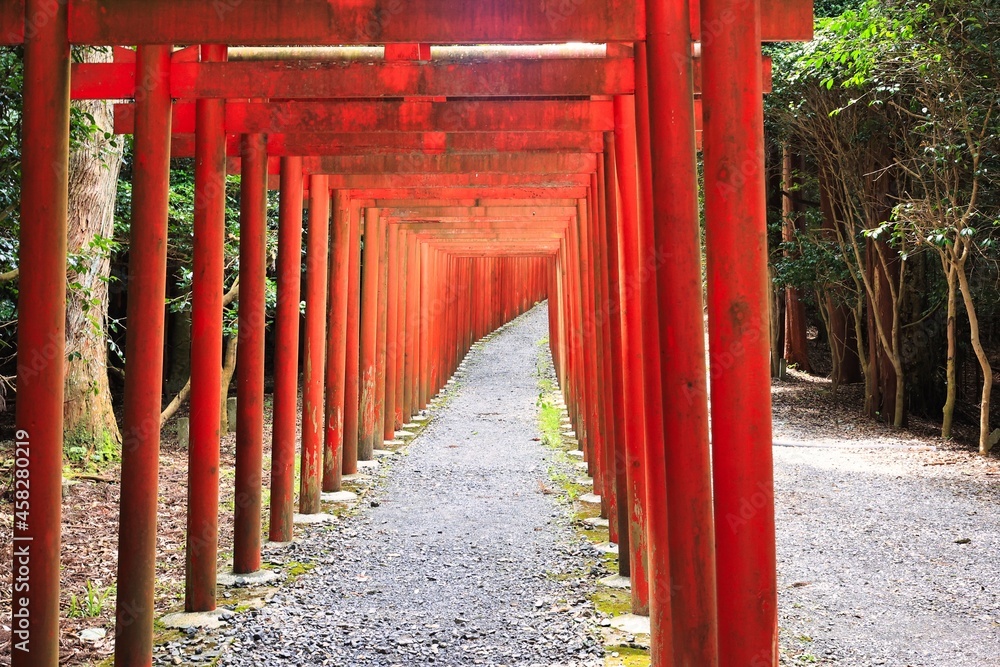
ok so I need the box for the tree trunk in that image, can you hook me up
[768,264,784,379]
[220,333,239,434]
[781,145,812,372]
[941,256,958,440]
[166,277,193,394]
[955,250,993,455]
[818,163,862,385]
[865,237,905,427]
[63,47,124,457]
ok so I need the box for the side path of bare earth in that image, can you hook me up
[774,375,1000,666]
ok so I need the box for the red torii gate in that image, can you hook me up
[6,0,814,666]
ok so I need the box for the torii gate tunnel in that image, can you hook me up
[5,1,814,665]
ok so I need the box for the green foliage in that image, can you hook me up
[537,397,563,449]
[68,581,115,618]
[115,160,283,332]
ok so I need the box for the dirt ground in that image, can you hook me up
[773,370,1000,666]
[0,398,290,666]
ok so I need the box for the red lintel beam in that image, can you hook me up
[169,132,607,160]
[65,0,644,45]
[407,227,568,237]
[377,204,580,215]
[73,55,767,101]
[303,153,598,176]
[692,0,814,42]
[0,1,813,48]
[389,221,573,230]
[72,58,635,99]
[401,226,571,237]
[304,174,592,190]
[114,100,615,135]
[344,187,590,200]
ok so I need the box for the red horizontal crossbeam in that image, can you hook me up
[65,0,643,45]
[71,55,770,101]
[73,58,635,100]
[374,207,580,220]
[170,132,606,159]
[692,0,814,42]
[302,174,591,191]
[423,241,563,254]
[392,219,572,230]
[293,153,597,176]
[1,0,812,46]
[342,187,589,200]
[241,154,597,181]
[114,100,615,135]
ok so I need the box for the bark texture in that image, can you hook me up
[64,48,124,454]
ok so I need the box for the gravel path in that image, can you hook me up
[774,380,1000,666]
[219,305,603,667]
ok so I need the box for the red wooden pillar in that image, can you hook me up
[647,0,721,657]
[403,230,419,422]
[603,134,631,572]
[300,175,329,515]
[374,212,390,445]
[418,242,431,410]
[702,1,778,664]
[589,175,612,523]
[384,224,401,441]
[343,203,363,475]
[185,43,228,614]
[359,207,381,460]
[635,42,674,659]
[324,190,351,492]
[13,3,70,661]
[113,43,172,667]
[269,157,303,542]
[571,201,590,456]
[233,132,268,574]
[392,227,408,431]
[613,94,651,614]
[429,250,442,395]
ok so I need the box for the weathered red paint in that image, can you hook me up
[300,175,330,515]
[233,132,268,574]
[324,191,351,493]
[166,132,607,159]
[185,43,227,615]
[359,208,382,461]
[74,54,774,104]
[343,205,364,475]
[72,57,634,99]
[701,0,780,664]
[602,135,631,573]
[114,100,614,135]
[634,43,676,662]
[270,157,304,543]
[12,3,69,661]
[613,94,651,615]
[114,44,172,667]
[374,208,391,447]
[383,224,401,440]
[65,0,644,45]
